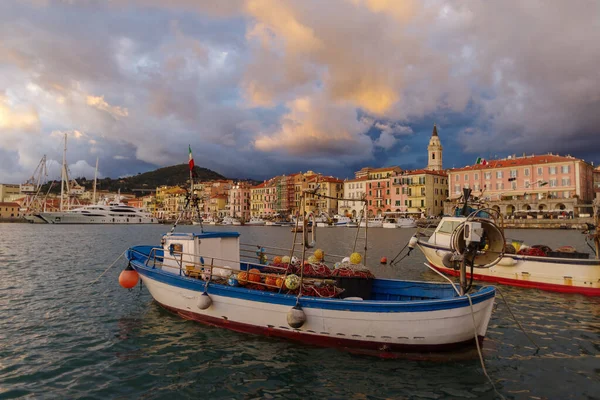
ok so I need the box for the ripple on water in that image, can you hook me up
[1,224,599,399]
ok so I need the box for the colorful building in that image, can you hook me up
[394,169,448,216]
[447,154,595,216]
[0,202,21,219]
[229,182,251,221]
[338,177,368,217]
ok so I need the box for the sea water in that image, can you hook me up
[1,224,598,399]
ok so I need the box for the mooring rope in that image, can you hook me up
[87,251,126,286]
[495,287,541,353]
[466,294,506,400]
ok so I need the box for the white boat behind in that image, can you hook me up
[416,215,600,296]
[246,217,266,226]
[359,217,384,228]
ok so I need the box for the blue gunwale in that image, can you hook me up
[127,245,495,313]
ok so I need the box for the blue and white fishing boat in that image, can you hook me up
[121,152,502,356]
[122,180,504,356]
[125,227,497,356]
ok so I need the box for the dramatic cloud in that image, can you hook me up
[0,0,598,184]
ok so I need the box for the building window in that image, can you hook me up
[432,153,435,159]
[455,175,459,181]
[396,188,400,195]
[474,184,480,191]
[561,178,571,186]
[511,181,517,190]
[454,184,460,194]
[524,168,530,176]
[464,174,469,181]
[395,200,401,206]
[496,171,503,179]
[564,191,570,198]
[474,173,479,181]
[484,172,491,180]
[510,169,517,178]
[420,200,424,207]
[549,179,557,187]
[549,166,557,175]
[496,182,504,190]
[561,165,570,173]
[525,180,530,188]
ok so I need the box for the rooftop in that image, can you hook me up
[449,154,585,173]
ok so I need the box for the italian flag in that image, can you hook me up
[188,145,195,171]
[476,157,487,166]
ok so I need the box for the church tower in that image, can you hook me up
[427,124,443,171]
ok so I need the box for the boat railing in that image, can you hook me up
[131,246,337,291]
[239,243,351,269]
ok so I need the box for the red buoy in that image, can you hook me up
[119,265,139,289]
[380,257,388,264]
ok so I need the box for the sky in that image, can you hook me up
[1,0,599,184]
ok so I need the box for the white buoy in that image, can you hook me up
[287,304,306,328]
[197,292,212,310]
[408,235,418,250]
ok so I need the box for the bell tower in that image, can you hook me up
[427,124,443,171]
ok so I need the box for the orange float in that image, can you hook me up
[265,274,278,287]
[275,277,284,288]
[273,256,282,264]
[248,268,262,283]
[119,265,139,289]
[237,271,249,285]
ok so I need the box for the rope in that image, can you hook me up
[422,263,460,296]
[495,287,541,354]
[466,294,506,400]
[87,251,126,286]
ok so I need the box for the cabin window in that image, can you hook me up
[438,220,463,234]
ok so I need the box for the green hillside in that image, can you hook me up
[44,164,227,195]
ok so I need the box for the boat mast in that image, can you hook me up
[92,157,98,204]
[60,133,67,211]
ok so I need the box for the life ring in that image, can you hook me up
[304,212,317,248]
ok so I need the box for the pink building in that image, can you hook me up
[447,154,595,216]
[365,178,393,217]
[229,182,251,220]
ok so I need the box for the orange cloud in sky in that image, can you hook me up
[0,94,40,132]
[86,95,129,118]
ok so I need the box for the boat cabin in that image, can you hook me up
[161,231,241,274]
[427,217,467,247]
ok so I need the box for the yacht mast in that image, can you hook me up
[60,133,67,211]
[92,157,98,204]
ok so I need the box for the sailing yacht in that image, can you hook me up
[38,134,157,224]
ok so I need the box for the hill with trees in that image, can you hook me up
[44,164,230,195]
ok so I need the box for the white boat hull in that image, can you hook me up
[418,241,600,296]
[137,270,495,354]
[397,219,417,228]
[38,212,157,224]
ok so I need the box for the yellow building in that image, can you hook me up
[354,166,401,180]
[309,176,344,216]
[250,181,267,217]
[397,169,448,217]
[0,202,21,219]
[0,184,21,202]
